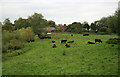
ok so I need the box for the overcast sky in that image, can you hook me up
[0,0,119,25]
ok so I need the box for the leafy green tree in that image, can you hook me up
[98,17,108,28]
[107,16,117,33]
[96,17,108,32]
[66,22,83,33]
[82,21,88,26]
[100,27,107,32]
[3,18,14,32]
[83,23,90,30]
[90,23,98,31]
[28,13,48,34]
[48,20,56,27]
[14,17,30,30]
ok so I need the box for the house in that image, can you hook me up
[44,24,67,32]
[57,24,67,32]
[44,26,56,32]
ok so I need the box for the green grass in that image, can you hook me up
[2,33,119,75]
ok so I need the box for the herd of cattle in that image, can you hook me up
[27,33,103,48]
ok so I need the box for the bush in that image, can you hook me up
[2,44,8,53]
[2,27,35,53]
[18,27,35,41]
[10,39,25,50]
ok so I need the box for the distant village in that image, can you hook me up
[45,24,67,32]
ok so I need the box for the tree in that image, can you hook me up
[83,23,90,30]
[82,21,88,26]
[14,17,30,30]
[90,23,98,31]
[107,16,117,33]
[66,22,83,33]
[48,20,56,27]
[28,13,48,34]
[100,27,107,32]
[96,17,108,32]
[3,18,14,31]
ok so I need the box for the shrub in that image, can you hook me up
[2,44,8,53]
[18,27,35,41]
[10,39,25,50]
[2,27,35,53]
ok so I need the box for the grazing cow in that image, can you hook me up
[27,40,31,43]
[30,39,35,42]
[65,44,70,47]
[71,34,73,36]
[44,36,51,39]
[61,40,67,43]
[40,36,45,39]
[52,44,57,48]
[88,41,95,44]
[46,36,51,39]
[52,40,55,43]
[68,41,74,43]
[95,39,102,43]
[27,39,35,43]
[83,34,89,36]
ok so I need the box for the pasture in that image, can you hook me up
[2,33,118,75]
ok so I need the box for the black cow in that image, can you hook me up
[71,34,73,36]
[65,44,70,47]
[88,41,95,44]
[83,34,89,36]
[27,39,35,43]
[52,40,55,43]
[68,41,74,43]
[27,40,31,43]
[61,40,67,43]
[95,39,102,43]
[30,39,35,42]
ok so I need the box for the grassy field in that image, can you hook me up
[2,33,119,75]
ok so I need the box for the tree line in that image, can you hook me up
[1,9,120,35]
[1,13,56,34]
[66,9,120,35]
